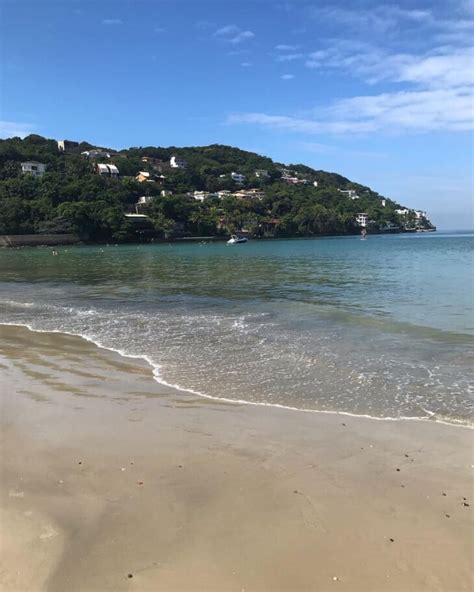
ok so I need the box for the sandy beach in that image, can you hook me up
[0,324,472,592]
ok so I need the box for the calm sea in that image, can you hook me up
[1,232,473,425]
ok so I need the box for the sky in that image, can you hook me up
[1,0,473,228]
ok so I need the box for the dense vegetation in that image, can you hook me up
[0,134,432,242]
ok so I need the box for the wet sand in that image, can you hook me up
[0,324,472,592]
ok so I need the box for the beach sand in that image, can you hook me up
[0,324,472,592]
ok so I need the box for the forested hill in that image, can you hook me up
[0,134,434,242]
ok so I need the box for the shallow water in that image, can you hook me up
[1,232,473,424]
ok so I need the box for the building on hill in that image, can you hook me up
[141,156,166,171]
[395,208,410,216]
[82,149,111,159]
[255,169,270,179]
[217,190,232,199]
[233,188,265,200]
[231,172,246,184]
[95,163,119,177]
[170,155,187,169]
[57,139,79,152]
[21,161,47,177]
[414,210,427,220]
[141,156,164,168]
[356,213,369,227]
[136,171,166,184]
[137,195,155,205]
[338,189,359,200]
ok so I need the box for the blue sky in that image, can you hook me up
[1,0,473,228]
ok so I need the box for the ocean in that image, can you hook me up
[1,231,472,426]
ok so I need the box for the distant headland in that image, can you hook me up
[0,135,435,246]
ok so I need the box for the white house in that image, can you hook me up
[231,172,246,184]
[381,199,386,207]
[255,169,270,179]
[193,191,210,202]
[356,213,369,227]
[313,181,318,187]
[170,155,187,169]
[137,195,155,205]
[161,189,173,196]
[21,161,47,177]
[217,190,232,199]
[414,210,426,220]
[82,149,111,159]
[395,208,410,216]
[57,140,79,152]
[96,163,119,177]
[233,188,265,200]
[338,189,359,199]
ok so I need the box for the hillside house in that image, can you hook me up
[255,169,270,179]
[338,189,359,200]
[136,171,166,184]
[395,208,410,216]
[141,156,164,169]
[233,188,265,200]
[96,163,119,177]
[21,161,47,177]
[414,210,426,220]
[57,140,79,152]
[137,196,155,205]
[82,149,111,159]
[231,172,246,184]
[356,213,369,227]
[170,155,187,169]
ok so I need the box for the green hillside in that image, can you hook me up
[0,134,434,242]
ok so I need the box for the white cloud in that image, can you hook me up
[0,120,36,138]
[241,62,252,67]
[275,44,298,51]
[276,53,304,62]
[228,85,474,134]
[102,18,122,25]
[309,5,432,33]
[214,25,255,44]
[281,74,295,80]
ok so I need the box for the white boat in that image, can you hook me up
[227,235,248,244]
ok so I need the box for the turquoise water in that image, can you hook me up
[0,232,473,424]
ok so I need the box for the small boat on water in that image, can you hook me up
[227,235,248,244]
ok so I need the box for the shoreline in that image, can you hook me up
[1,323,473,591]
[0,228,440,248]
[2,321,471,430]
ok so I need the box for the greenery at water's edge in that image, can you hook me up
[0,134,431,242]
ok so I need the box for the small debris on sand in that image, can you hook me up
[442,493,447,496]
[78,461,82,465]
[445,514,450,518]
[138,481,144,486]
[463,502,469,507]
[389,538,395,543]
[396,468,401,472]
[127,573,133,579]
